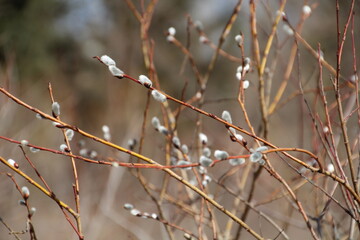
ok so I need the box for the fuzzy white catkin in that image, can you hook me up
[203,147,211,157]
[194,20,203,31]
[104,132,111,141]
[151,117,160,129]
[127,139,137,149]
[79,149,88,157]
[21,186,30,198]
[130,209,141,216]
[158,125,169,135]
[124,203,134,210]
[195,92,202,99]
[283,24,294,36]
[142,212,150,218]
[36,113,43,119]
[235,34,242,44]
[255,146,268,152]
[228,127,236,135]
[90,151,98,158]
[65,129,74,141]
[244,64,250,73]
[181,144,189,154]
[199,133,208,144]
[168,27,176,36]
[202,175,212,186]
[172,136,181,148]
[52,121,61,127]
[350,74,358,83]
[102,125,110,133]
[229,158,245,166]
[60,144,68,152]
[108,65,124,77]
[249,151,262,162]
[236,72,242,81]
[7,159,16,167]
[302,5,311,15]
[327,163,335,173]
[198,166,207,174]
[237,66,243,73]
[221,110,232,124]
[199,156,213,167]
[214,150,229,160]
[21,140,29,147]
[100,55,116,66]
[167,35,175,42]
[151,90,167,103]
[199,35,208,44]
[202,180,209,187]
[52,102,60,117]
[277,10,285,17]
[258,159,266,165]
[203,175,211,183]
[138,75,152,87]
[243,80,250,89]
[29,207,36,216]
[177,160,192,170]
[323,126,329,133]
[235,134,243,141]
[29,147,40,153]
[184,233,192,240]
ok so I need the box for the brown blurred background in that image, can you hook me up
[0,0,359,239]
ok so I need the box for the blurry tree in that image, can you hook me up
[0,0,70,81]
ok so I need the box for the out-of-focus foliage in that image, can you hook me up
[0,0,69,78]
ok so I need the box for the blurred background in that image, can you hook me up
[0,0,359,239]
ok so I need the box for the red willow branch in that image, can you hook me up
[0,89,265,240]
[118,72,360,208]
[335,0,357,195]
[0,157,81,238]
[3,63,360,204]
[0,135,325,172]
[47,83,83,240]
[121,72,325,169]
[6,174,37,239]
